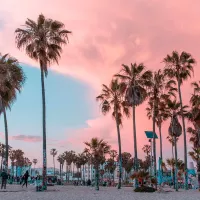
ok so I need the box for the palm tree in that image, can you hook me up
[115,63,152,187]
[50,148,57,178]
[63,150,75,182]
[96,79,130,189]
[14,149,24,176]
[9,150,17,179]
[118,152,132,182]
[188,148,200,189]
[0,53,25,171]
[15,14,71,189]
[168,112,182,191]
[84,138,110,191]
[166,135,179,159]
[0,143,6,171]
[109,150,118,161]
[146,70,176,181]
[57,155,65,181]
[105,158,117,182]
[142,145,151,157]
[163,51,196,189]
[187,81,200,190]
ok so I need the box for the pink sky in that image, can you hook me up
[0,0,200,167]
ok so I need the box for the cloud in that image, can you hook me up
[11,135,42,142]
[0,0,198,161]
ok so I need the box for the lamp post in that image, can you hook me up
[145,131,158,178]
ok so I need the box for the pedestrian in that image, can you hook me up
[1,169,8,189]
[22,170,29,188]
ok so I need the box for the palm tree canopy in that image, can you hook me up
[0,53,25,109]
[188,148,200,163]
[146,69,177,126]
[57,154,65,165]
[84,137,110,168]
[142,144,151,156]
[96,79,130,125]
[115,63,152,106]
[168,112,182,137]
[15,14,71,76]
[50,148,58,157]
[163,51,196,84]
[109,149,118,161]
[187,126,200,148]
[117,152,132,168]
[166,135,179,146]
[166,158,185,170]
[63,150,75,165]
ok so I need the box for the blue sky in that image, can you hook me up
[0,65,96,167]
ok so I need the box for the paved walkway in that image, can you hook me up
[0,185,199,200]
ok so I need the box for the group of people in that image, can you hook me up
[73,179,91,186]
[0,169,29,189]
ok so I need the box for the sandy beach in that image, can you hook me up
[0,185,199,200]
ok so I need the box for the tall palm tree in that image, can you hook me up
[0,53,25,171]
[96,79,130,189]
[115,63,152,187]
[188,148,200,190]
[146,69,176,181]
[15,14,71,189]
[50,148,57,178]
[163,51,196,189]
[84,138,110,191]
[186,81,200,190]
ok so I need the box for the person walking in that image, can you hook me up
[22,171,29,188]
[1,169,8,189]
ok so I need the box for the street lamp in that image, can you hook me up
[144,131,158,177]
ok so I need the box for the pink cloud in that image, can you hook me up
[0,0,198,162]
[11,135,42,142]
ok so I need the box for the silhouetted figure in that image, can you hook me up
[22,171,29,188]
[87,179,91,186]
[1,169,8,189]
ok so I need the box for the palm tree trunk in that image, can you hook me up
[197,159,200,190]
[174,136,178,191]
[66,162,67,183]
[0,155,3,171]
[172,144,174,159]
[3,108,9,172]
[59,163,61,181]
[132,105,139,188]
[115,110,122,189]
[95,166,99,190]
[177,78,188,190]
[53,156,55,178]
[40,62,47,190]
[153,102,157,189]
[159,124,163,161]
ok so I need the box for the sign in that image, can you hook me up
[145,131,158,139]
